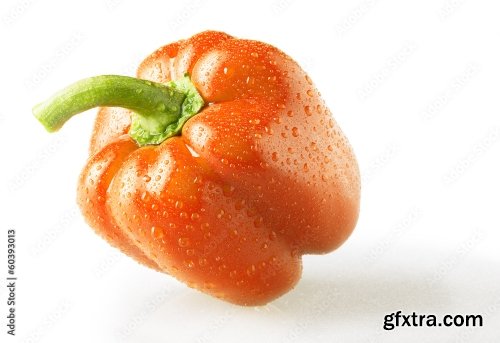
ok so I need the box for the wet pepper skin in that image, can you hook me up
[79,31,360,305]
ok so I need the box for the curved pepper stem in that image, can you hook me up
[33,74,204,146]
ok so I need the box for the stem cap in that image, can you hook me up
[130,75,204,146]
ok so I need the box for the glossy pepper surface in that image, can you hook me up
[33,31,360,305]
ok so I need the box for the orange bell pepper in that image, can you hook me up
[33,31,360,305]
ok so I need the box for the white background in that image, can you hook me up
[1,0,499,342]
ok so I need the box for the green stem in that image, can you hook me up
[33,74,204,146]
